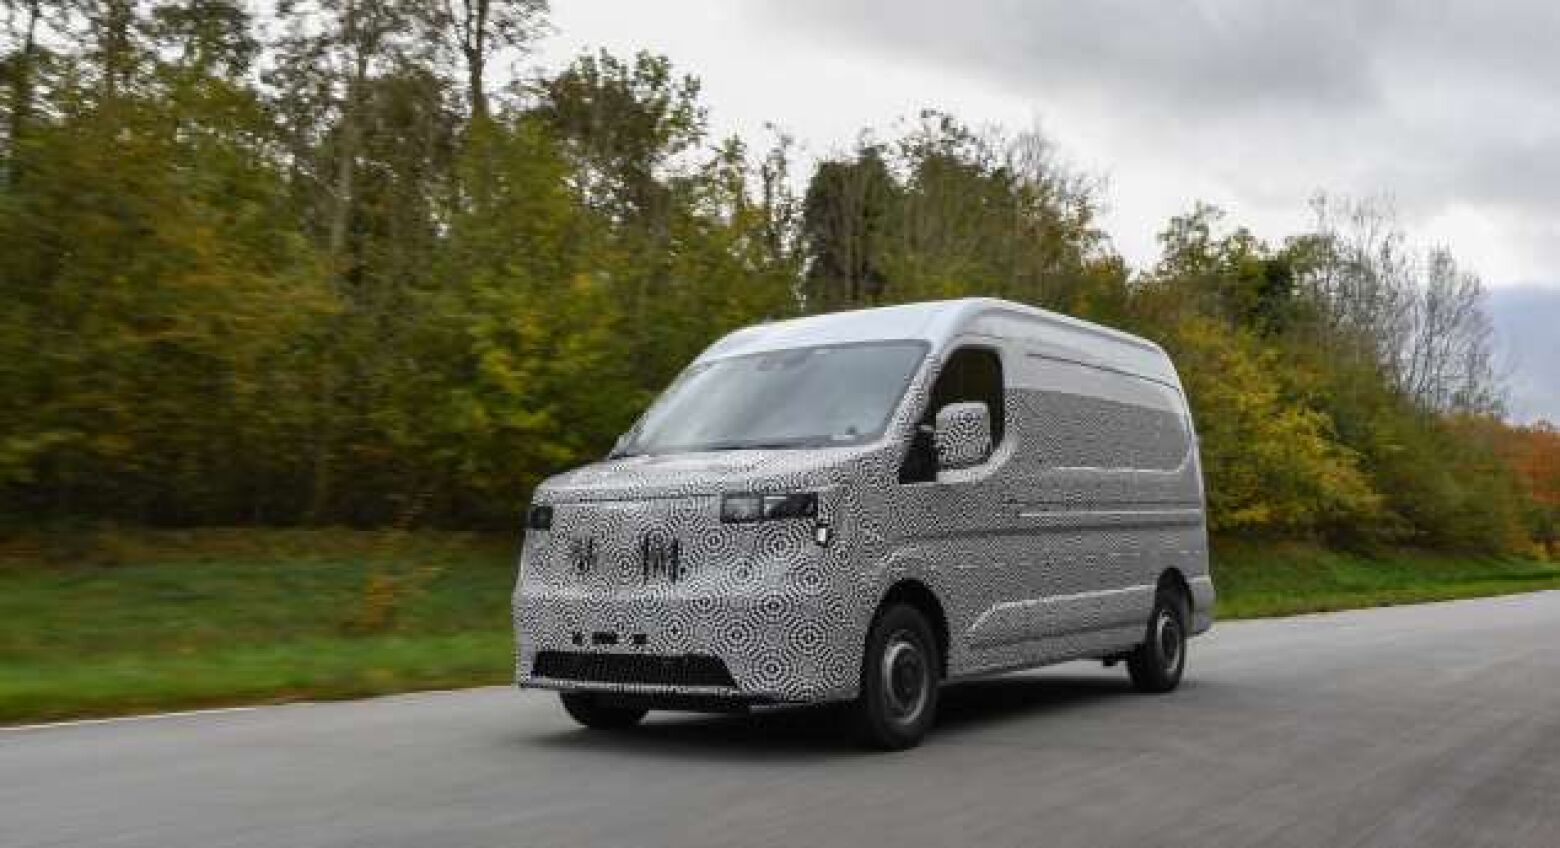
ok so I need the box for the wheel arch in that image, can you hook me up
[1157,567,1192,613]
[877,579,950,676]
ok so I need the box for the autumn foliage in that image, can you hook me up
[1488,422,1560,555]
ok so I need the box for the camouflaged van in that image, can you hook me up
[514,298,1215,749]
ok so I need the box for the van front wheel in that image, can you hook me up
[855,604,940,750]
[559,692,648,729]
[1127,589,1188,693]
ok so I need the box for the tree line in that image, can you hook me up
[1,1,1554,554]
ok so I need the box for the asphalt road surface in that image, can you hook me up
[7,591,1560,848]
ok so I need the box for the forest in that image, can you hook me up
[2,0,1557,556]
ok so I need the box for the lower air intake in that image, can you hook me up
[532,650,737,689]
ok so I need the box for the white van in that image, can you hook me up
[513,298,1214,748]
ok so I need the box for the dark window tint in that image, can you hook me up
[900,346,1005,483]
[924,347,1005,445]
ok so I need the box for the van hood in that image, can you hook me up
[535,446,873,502]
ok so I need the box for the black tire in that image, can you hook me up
[855,603,940,750]
[1127,587,1189,693]
[559,692,648,729]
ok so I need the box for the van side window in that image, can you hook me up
[925,347,1005,444]
[899,346,1004,483]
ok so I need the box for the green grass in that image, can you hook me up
[0,528,520,724]
[1211,538,1560,619]
[0,528,1555,724]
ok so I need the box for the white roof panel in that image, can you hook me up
[696,298,1178,385]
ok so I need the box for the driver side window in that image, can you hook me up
[899,346,1005,483]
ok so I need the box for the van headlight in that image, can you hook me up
[720,492,818,523]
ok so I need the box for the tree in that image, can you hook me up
[799,115,1107,313]
[269,0,424,265]
[1152,316,1382,536]
[0,0,333,521]
[801,145,894,309]
[1,0,51,185]
[1298,195,1502,415]
[537,50,704,223]
[1489,421,1560,557]
[534,50,709,387]
[887,113,1103,307]
[423,0,546,121]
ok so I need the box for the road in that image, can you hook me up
[6,591,1560,848]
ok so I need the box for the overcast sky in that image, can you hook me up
[535,0,1559,421]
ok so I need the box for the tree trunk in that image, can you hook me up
[466,48,486,121]
[460,0,489,120]
[5,0,41,186]
[100,0,134,100]
[328,45,368,265]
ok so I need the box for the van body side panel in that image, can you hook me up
[929,346,1209,678]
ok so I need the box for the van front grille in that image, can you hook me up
[532,650,737,689]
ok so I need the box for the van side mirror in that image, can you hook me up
[933,401,993,470]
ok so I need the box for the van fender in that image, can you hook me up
[857,548,961,675]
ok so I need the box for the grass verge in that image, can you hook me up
[1211,538,1560,618]
[0,528,519,724]
[0,528,1554,724]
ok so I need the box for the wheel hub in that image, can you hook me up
[882,634,929,722]
[1156,609,1182,672]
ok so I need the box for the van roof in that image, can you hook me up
[696,297,1178,384]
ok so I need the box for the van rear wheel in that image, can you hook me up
[855,604,940,750]
[1127,588,1188,693]
[559,692,648,729]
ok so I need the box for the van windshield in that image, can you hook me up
[618,341,928,456]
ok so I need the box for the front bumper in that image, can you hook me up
[514,588,861,703]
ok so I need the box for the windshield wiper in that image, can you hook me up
[700,440,816,452]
